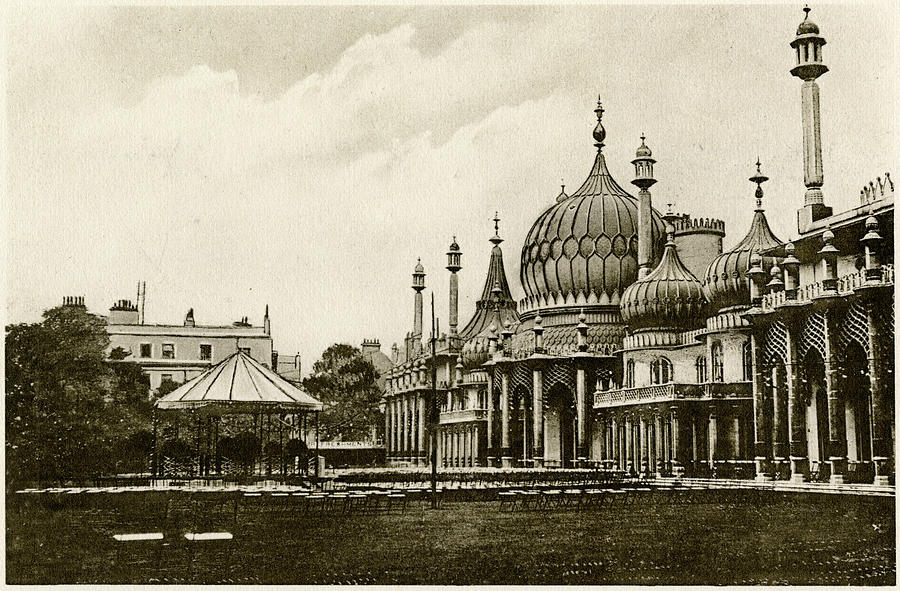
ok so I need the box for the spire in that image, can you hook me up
[749,158,769,211]
[263,304,270,335]
[592,96,606,150]
[457,216,519,340]
[490,211,503,245]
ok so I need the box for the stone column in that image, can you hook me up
[639,416,649,476]
[708,408,718,471]
[671,406,683,477]
[772,363,789,473]
[532,368,544,467]
[417,395,426,465]
[750,333,772,480]
[625,415,634,475]
[610,416,619,470]
[785,323,808,482]
[500,370,512,467]
[386,397,393,460]
[824,312,847,483]
[654,414,664,477]
[486,375,495,466]
[474,426,480,467]
[576,366,587,465]
[867,300,891,485]
[598,417,607,468]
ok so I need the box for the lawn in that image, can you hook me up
[6,491,895,584]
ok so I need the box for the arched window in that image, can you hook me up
[625,359,635,388]
[696,356,708,383]
[742,341,753,382]
[711,342,724,382]
[650,357,672,385]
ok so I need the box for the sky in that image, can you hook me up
[6,4,898,373]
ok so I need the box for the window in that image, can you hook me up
[650,357,672,385]
[161,373,173,384]
[162,343,175,359]
[200,344,212,361]
[711,342,724,382]
[625,359,635,388]
[742,341,753,382]
[695,356,708,383]
[139,343,152,358]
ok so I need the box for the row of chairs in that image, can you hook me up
[496,484,770,511]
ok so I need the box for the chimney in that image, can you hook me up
[184,308,195,327]
[108,299,139,325]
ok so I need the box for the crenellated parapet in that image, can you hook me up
[859,173,893,205]
[671,215,726,237]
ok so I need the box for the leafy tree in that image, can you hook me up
[5,304,152,484]
[301,344,383,441]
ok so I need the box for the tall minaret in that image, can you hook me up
[412,258,426,338]
[791,6,832,230]
[446,237,462,335]
[631,134,657,279]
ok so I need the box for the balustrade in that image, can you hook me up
[761,264,893,311]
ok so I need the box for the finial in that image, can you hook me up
[749,159,769,210]
[665,222,676,245]
[490,211,503,245]
[592,96,606,149]
[803,5,811,19]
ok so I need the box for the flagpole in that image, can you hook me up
[430,292,438,509]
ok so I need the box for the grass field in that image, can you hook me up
[6,491,895,584]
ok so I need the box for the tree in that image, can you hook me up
[301,344,383,442]
[5,304,152,484]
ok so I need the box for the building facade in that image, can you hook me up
[384,9,894,484]
[104,299,274,391]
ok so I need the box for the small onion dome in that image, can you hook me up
[414,258,424,274]
[620,229,706,332]
[448,237,460,251]
[461,334,491,369]
[635,136,652,158]
[797,6,819,35]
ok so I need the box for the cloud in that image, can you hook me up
[7,6,897,369]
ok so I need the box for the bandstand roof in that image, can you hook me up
[155,350,323,414]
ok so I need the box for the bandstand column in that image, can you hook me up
[750,333,772,480]
[824,312,848,483]
[500,370,512,467]
[866,300,892,485]
[532,368,544,467]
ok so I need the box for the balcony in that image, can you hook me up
[761,265,893,311]
[439,409,488,424]
[593,382,752,409]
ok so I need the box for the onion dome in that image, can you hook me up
[703,161,783,312]
[621,226,706,332]
[635,136,652,158]
[520,99,665,308]
[796,6,819,35]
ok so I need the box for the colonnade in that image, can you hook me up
[439,425,481,468]
[751,299,893,485]
[385,392,427,464]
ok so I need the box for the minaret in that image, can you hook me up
[631,133,657,279]
[446,237,462,335]
[412,259,426,338]
[790,6,832,230]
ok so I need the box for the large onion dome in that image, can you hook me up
[520,101,665,309]
[621,227,706,332]
[703,161,782,313]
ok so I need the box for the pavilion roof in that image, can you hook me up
[155,350,323,414]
